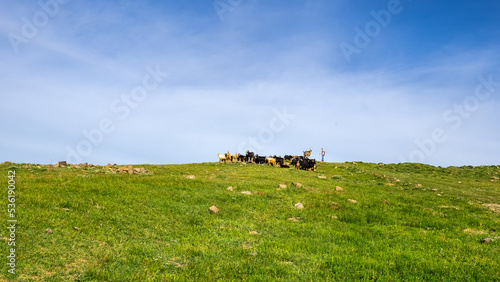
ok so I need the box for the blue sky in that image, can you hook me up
[1,0,499,166]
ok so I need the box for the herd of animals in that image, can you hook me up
[217,149,317,171]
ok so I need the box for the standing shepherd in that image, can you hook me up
[321,148,325,162]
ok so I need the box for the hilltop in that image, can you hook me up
[1,161,499,280]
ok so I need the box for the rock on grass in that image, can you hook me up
[294,202,304,209]
[481,238,492,244]
[209,205,220,214]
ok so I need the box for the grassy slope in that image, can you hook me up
[1,162,499,281]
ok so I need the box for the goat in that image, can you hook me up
[299,158,317,171]
[237,154,246,162]
[274,156,285,167]
[245,150,255,163]
[266,157,276,166]
[303,149,312,159]
[254,155,266,164]
[217,153,227,163]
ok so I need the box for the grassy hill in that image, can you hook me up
[1,161,499,281]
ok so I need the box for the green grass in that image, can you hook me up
[1,161,499,281]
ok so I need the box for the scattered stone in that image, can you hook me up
[105,164,113,169]
[249,231,259,235]
[292,182,303,188]
[481,238,492,244]
[330,215,338,219]
[227,186,234,191]
[209,205,220,214]
[384,183,394,186]
[45,228,53,234]
[483,203,500,214]
[335,186,343,191]
[437,194,442,196]
[330,202,340,210]
[294,202,304,209]
[242,242,253,249]
[439,206,459,209]
[279,184,287,189]
[463,228,486,234]
[431,189,439,192]
[347,199,357,203]
[74,227,80,231]
[287,217,299,222]
[416,184,423,188]
[241,191,252,195]
[58,161,67,167]
[133,167,148,174]
[318,175,327,179]
[117,167,129,173]
[186,175,196,179]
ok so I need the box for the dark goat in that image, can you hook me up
[299,158,317,171]
[274,156,285,167]
[245,151,255,163]
[254,155,267,164]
